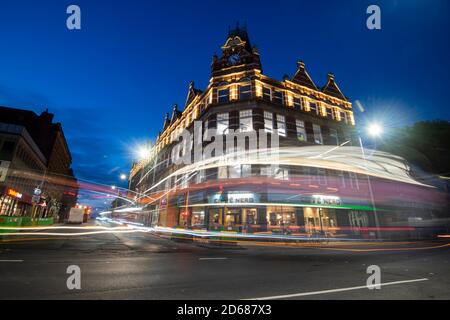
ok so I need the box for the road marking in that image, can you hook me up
[0,260,23,262]
[245,278,429,300]
[199,257,228,260]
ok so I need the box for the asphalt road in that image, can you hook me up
[0,224,449,300]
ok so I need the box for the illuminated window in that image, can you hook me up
[260,165,271,176]
[313,124,323,144]
[317,168,327,185]
[329,128,339,145]
[242,164,251,177]
[275,167,289,180]
[218,88,229,103]
[277,114,286,137]
[349,172,359,190]
[217,113,229,134]
[196,170,206,183]
[263,87,271,101]
[239,85,252,100]
[239,110,253,132]
[203,119,209,140]
[296,119,307,141]
[293,97,302,110]
[273,91,283,105]
[264,111,273,133]
[228,165,241,179]
[338,170,346,188]
[218,166,228,179]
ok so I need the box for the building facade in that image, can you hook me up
[0,106,77,223]
[128,27,448,239]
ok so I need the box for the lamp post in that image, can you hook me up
[358,122,383,239]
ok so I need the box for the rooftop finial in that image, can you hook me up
[297,60,305,69]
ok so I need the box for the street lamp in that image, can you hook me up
[367,123,383,137]
[358,124,383,239]
[137,145,151,160]
[119,174,127,181]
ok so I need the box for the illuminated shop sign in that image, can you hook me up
[208,192,260,204]
[311,195,341,206]
[7,188,23,199]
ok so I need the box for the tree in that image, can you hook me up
[378,120,450,177]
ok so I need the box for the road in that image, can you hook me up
[0,223,449,300]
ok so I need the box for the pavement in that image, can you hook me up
[0,222,449,300]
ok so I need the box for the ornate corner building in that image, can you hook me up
[127,27,446,240]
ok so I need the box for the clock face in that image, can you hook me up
[228,54,240,65]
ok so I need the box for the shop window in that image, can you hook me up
[243,208,258,225]
[209,208,222,225]
[191,209,205,228]
[276,114,286,137]
[218,88,230,103]
[239,109,253,132]
[267,206,296,226]
[296,119,307,141]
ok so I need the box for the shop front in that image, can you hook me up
[0,186,33,217]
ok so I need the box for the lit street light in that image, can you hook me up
[367,123,383,137]
[120,174,127,181]
[137,145,151,160]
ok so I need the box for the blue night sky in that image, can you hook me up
[0,0,449,197]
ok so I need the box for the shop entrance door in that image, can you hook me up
[224,208,241,231]
[208,208,223,230]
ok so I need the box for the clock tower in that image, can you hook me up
[211,25,262,77]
